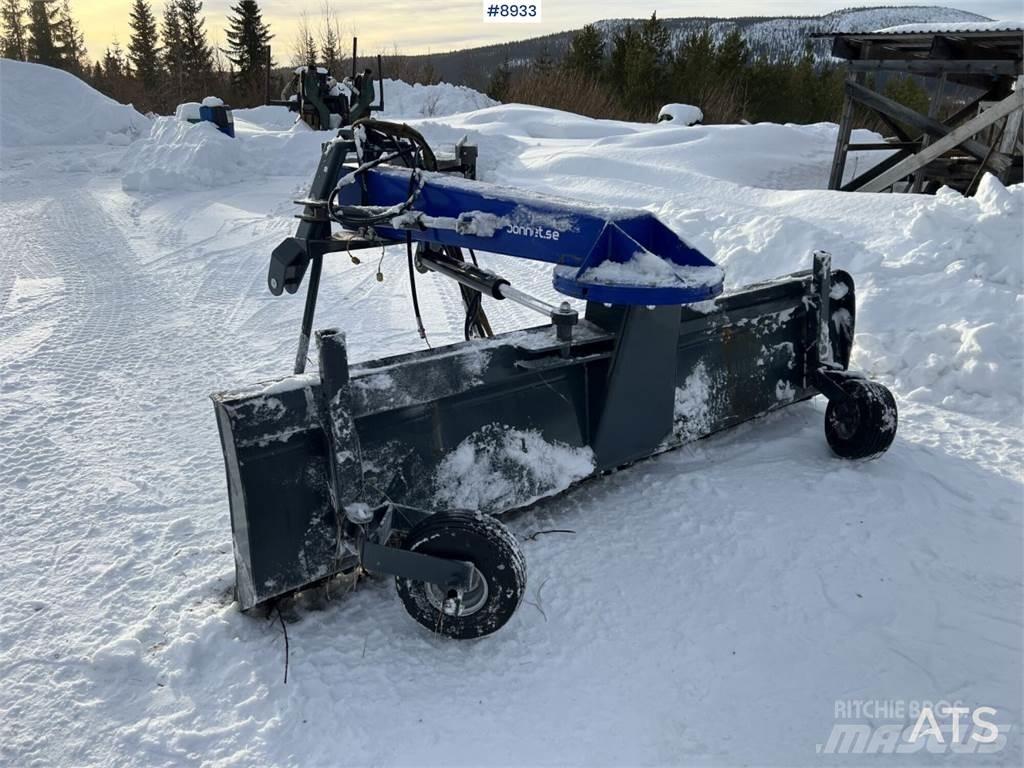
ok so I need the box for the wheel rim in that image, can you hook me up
[424,565,490,617]
[830,397,861,440]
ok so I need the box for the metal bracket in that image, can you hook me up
[361,541,474,589]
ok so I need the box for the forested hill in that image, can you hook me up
[390,5,988,88]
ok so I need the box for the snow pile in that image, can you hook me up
[433,425,595,513]
[851,175,1024,419]
[120,115,324,191]
[0,59,149,147]
[232,104,300,131]
[116,77,497,190]
[657,103,703,125]
[379,78,497,119]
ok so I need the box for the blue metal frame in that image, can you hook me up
[335,166,724,306]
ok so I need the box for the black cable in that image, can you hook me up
[463,291,483,341]
[325,124,429,231]
[406,233,429,347]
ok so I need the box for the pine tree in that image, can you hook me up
[671,26,715,107]
[1,0,26,60]
[564,24,603,79]
[619,13,669,116]
[292,11,317,68]
[128,0,161,89]
[176,0,212,80]
[26,0,60,66]
[161,0,184,91]
[54,0,85,74]
[716,28,747,79]
[102,41,127,80]
[224,0,271,85]
[318,2,341,75]
[790,41,820,123]
[486,57,511,101]
[533,44,554,74]
[606,23,636,90]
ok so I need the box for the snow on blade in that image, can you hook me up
[433,425,595,513]
[579,249,724,289]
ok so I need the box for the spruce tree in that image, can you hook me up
[55,0,86,74]
[176,0,212,80]
[533,44,554,74]
[26,0,60,66]
[224,0,271,85]
[1,0,26,60]
[161,0,184,91]
[619,13,669,116]
[292,12,317,68]
[318,3,341,75]
[486,57,511,101]
[606,23,635,91]
[671,26,715,107]
[564,24,603,79]
[128,0,161,90]
[716,28,747,79]
[102,41,127,80]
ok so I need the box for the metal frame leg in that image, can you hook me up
[294,256,323,374]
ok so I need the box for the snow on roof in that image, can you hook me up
[872,20,1024,34]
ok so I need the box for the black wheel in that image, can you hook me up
[395,511,526,639]
[825,378,898,459]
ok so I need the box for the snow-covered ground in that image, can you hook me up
[1,59,1021,766]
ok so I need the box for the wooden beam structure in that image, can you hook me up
[858,89,1024,192]
[820,25,1023,194]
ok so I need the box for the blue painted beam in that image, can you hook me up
[334,166,724,305]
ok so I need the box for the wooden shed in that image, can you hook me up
[817,23,1023,194]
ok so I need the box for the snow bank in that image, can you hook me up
[0,58,149,147]
[231,104,300,131]
[850,175,1024,419]
[379,78,497,119]
[119,115,324,191]
[118,77,496,190]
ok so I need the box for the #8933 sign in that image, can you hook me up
[483,1,542,22]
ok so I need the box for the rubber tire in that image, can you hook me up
[395,511,526,639]
[825,378,898,460]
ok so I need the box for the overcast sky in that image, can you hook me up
[74,0,1022,63]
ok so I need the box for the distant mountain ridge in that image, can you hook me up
[392,6,990,88]
[593,5,990,61]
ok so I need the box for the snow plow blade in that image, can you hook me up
[212,259,858,611]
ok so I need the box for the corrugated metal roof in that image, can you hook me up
[815,22,1024,38]
[872,21,1024,35]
